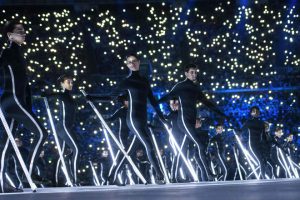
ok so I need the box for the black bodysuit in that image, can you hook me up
[0,42,47,191]
[158,78,226,181]
[46,90,80,184]
[92,70,166,181]
[242,117,268,179]
[105,106,137,184]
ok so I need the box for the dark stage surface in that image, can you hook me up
[0,179,299,200]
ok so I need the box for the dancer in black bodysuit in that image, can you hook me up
[42,75,80,185]
[167,98,188,182]
[104,94,136,185]
[158,64,227,181]
[87,54,168,183]
[209,124,228,181]
[242,106,268,179]
[0,21,47,193]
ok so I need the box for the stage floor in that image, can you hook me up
[0,178,299,200]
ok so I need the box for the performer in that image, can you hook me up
[271,127,287,178]
[7,138,29,189]
[158,64,227,181]
[86,54,168,184]
[42,74,81,185]
[98,150,111,185]
[208,124,228,181]
[104,94,136,185]
[0,21,47,193]
[167,98,189,183]
[262,122,276,179]
[283,133,297,157]
[241,106,268,179]
[194,118,210,181]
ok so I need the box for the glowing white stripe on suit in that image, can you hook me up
[163,124,198,182]
[127,90,150,157]
[100,163,105,185]
[292,161,300,170]
[0,119,14,193]
[89,161,100,186]
[108,151,120,177]
[112,136,136,183]
[8,65,44,176]
[246,129,259,166]
[118,118,124,148]
[107,118,122,176]
[149,127,170,183]
[175,135,187,181]
[103,127,116,161]
[81,90,146,184]
[233,147,243,180]
[12,156,23,189]
[210,161,217,181]
[55,141,66,185]
[215,142,227,181]
[233,130,259,179]
[287,156,299,178]
[5,173,15,188]
[169,134,178,156]
[278,148,293,178]
[266,161,275,179]
[0,107,37,191]
[247,129,262,176]
[179,97,207,180]
[276,166,280,177]
[62,101,79,183]
[276,147,288,177]
[246,166,260,179]
[126,166,135,185]
[44,98,73,186]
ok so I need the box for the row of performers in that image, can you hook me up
[5,103,298,188]
[0,21,298,193]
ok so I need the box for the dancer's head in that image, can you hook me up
[250,106,260,118]
[3,20,26,45]
[136,149,144,158]
[195,117,202,128]
[58,74,73,91]
[264,122,270,132]
[169,97,179,111]
[286,133,294,142]
[126,54,140,71]
[184,64,198,82]
[215,124,224,134]
[39,150,45,158]
[15,138,23,147]
[275,127,283,138]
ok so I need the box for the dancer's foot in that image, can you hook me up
[1,183,23,193]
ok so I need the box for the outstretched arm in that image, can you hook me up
[157,83,179,104]
[85,80,126,102]
[197,89,226,117]
[41,91,62,99]
[105,108,124,122]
